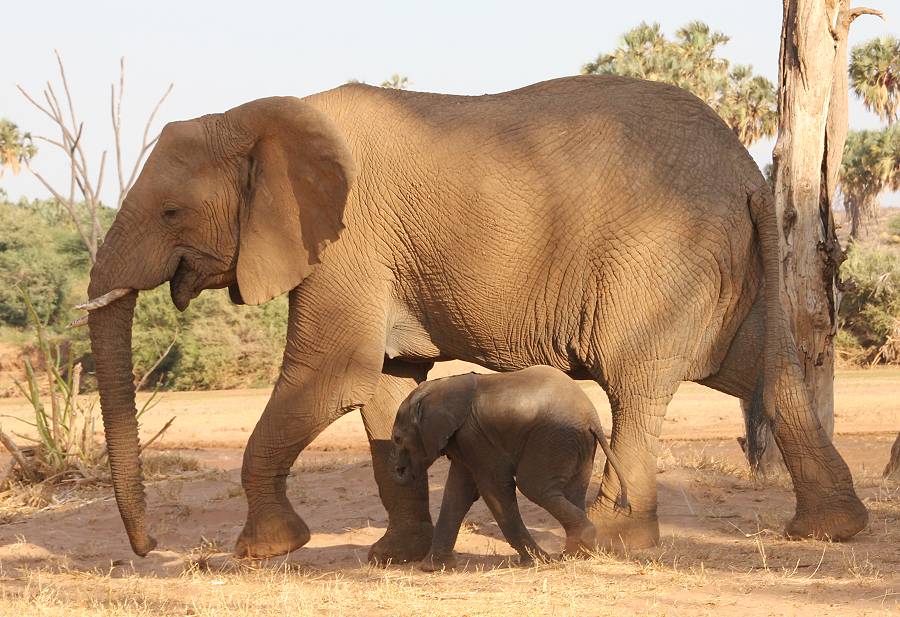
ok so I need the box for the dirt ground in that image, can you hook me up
[0,362,898,616]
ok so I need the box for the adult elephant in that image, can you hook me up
[84,75,867,560]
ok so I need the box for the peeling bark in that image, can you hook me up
[752,0,881,472]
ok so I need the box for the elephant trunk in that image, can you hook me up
[88,291,156,556]
[87,212,157,556]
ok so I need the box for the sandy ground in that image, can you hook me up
[0,362,898,616]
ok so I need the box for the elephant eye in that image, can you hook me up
[162,205,180,221]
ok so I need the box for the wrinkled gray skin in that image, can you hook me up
[86,75,867,562]
[390,366,630,571]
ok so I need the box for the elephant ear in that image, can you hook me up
[227,97,356,305]
[414,374,478,462]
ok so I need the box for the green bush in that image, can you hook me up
[888,213,900,238]
[1,194,288,391]
[131,287,287,390]
[0,203,83,326]
[839,243,900,364]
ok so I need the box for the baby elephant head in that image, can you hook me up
[390,375,477,486]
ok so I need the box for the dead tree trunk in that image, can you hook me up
[750,0,881,472]
[885,432,900,479]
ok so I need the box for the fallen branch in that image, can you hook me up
[0,456,17,489]
[0,428,39,482]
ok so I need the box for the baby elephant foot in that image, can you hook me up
[516,547,550,568]
[234,508,310,559]
[563,523,598,557]
[368,520,434,565]
[419,551,457,572]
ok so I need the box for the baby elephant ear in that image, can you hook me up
[227,97,356,305]
[414,374,478,462]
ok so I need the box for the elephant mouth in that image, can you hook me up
[170,258,237,311]
[391,463,415,485]
[392,463,413,485]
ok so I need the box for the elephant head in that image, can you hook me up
[390,375,477,485]
[85,97,356,555]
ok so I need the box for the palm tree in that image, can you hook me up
[0,119,37,177]
[719,66,778,145]
[582,22,669,81]
[849,36,899,125]
[671,21,730,103]
[582,22,776,146]
[840,126,900,239]
[381,74,410,90]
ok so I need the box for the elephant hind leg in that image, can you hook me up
[478,476,546,565]
[586,368,681,552]
[701,295,867,541]
[362,359,434,564]
[562,462,592,511]
[518,477,595,556]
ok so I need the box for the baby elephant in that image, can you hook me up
[390,365,629,571]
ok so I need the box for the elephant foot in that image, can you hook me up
[589,504,659,551]
[786,495,868,541]
[234,508,310,559]
[368,520,433,565]
[419,551,457,572]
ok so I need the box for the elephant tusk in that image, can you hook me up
[75,288,134,311]
[67,315,89,329]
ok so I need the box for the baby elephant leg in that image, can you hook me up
[421,461,478,572]
[478,476,547,566]
[518,471,596,556]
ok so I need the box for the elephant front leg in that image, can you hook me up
[588,387,676,551]
[234,377,331,558]
[361,359,434,564]
[235,369,383,558]
[235,314,386,558]
[420,460,479,572]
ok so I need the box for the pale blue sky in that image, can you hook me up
[1,0,896,205]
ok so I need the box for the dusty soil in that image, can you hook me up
[0,362,898,616]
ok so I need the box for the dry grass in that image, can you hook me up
[2,373,898,616]
[1,460,896,617]
[0,452,201,527]
[1,541,898,617]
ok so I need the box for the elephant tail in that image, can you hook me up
[747,186,785,435]
[591,424,630,513]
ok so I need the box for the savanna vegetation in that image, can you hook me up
[0,26,897,402]
[0,191,289,392]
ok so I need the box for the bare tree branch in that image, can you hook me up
[25,161,95,261]
[139,416,176,453]
[122,82,173,204]
[18,52,174,262]
[135,331,178,391]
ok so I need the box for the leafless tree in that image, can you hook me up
[17,51,173,263]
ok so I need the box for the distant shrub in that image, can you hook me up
[888,213,900,241]
[132,287,287,390]
[839,243,900,364]
[0,204,82,326]
[1,191,291,391]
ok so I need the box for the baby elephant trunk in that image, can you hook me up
[592,427,630,513]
